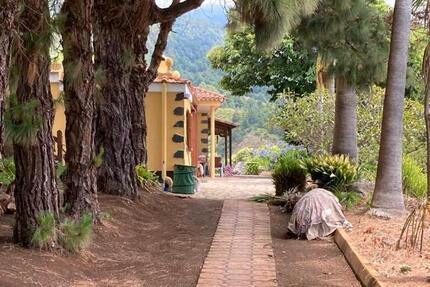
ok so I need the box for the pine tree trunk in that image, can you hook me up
[0,0,16,156]
[13,0,59,247]
[371,0,411,217]
[93,1,140,197]
[61,0,99,218]
[332,76,358,161]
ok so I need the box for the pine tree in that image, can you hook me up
[93,0,203,197]
[12,0,60,247]
[0,1,17,156]
[60,0,100,219]
[297,0,389,161]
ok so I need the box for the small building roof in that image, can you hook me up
[153,73,189,84]
[190,86,224,103]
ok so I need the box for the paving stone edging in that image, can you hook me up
[334,229,384,287]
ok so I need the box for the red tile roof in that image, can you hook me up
[154,73,189,84]
[190,86,224,103]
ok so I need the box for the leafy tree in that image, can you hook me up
[274,86,426,180]
[371,0,412,217]
[208,31,316,97]
[297,0,389,161]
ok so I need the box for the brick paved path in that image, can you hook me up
[196,200,277,287]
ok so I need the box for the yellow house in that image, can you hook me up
[50,57,236,179]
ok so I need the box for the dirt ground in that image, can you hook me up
[0,193,222,287]
[269,205,360,287]
[346,206,430,287]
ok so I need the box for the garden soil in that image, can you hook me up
[0,193,222,287]
[269,205,360,287]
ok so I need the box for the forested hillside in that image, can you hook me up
[151,4,284,150]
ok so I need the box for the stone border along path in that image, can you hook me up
[196,200,277,287]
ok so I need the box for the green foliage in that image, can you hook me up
[333,188,361,209]
[208,30,316,97]
[55,162,67,178]
[0,158,15,186]
[5,95,42,146]
[232,147,254,163]
[275,87,426,179]
[402,155,427,199]
[32,212,56,249]
[302,154,357,189]
[406,27,428,100]
[217,93,284,153]
[244,162,259,175]
[272,150,308,195]
[135,164,158,184]
[92,146,105,168]
[230,0,319,49]
[59,214,93,253]
[297,0,389,85]
[148,6,225,86]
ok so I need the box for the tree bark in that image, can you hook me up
[61,0,99,218]
[371,0,411,217]
[13,0,59,247]
[332,76,358,161]
[0,0,16,156]
[129,20,175,167]
[93,0,140,197]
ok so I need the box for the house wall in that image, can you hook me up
[51,77,66,158]
[197,112,209,162]
[146,90,192,175]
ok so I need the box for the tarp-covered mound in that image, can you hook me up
[288,188,352,240]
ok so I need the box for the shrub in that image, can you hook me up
[402,155,427,199]
[32,212,56,249]
[135,164,158,184]
[244,162,259,175]
[302,154,357,189]
[333,187,361,209]
[0,158,15,186]
[272,149,308,196]
[59,214,93,253]
[232,147,253,163]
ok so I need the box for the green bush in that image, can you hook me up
[59,214,93,253]
[232,147,253,163]
[135,164,158,184]
[302,154,357,189]
[244,162,259,175]
[0,158,15,186]
[402,155,427,199]
[272,150,308,196]
[333,187,361,209]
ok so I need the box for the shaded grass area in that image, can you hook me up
[0,193,222,287]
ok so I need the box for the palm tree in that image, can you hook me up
[371,0,412,217]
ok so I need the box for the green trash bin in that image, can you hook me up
[172,165,195,194]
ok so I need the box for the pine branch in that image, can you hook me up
[152,0,204,24]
